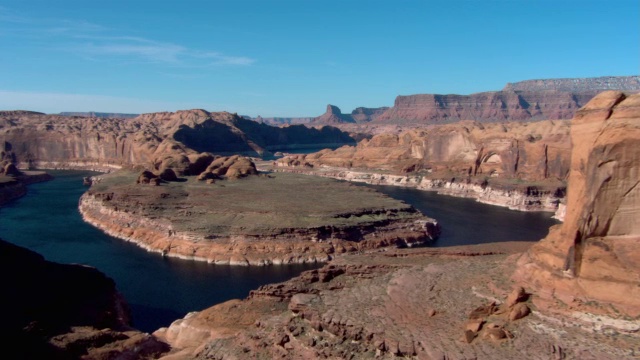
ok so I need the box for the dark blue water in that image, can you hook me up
[0,171,559,333]
[370,184,559,247]
[0,171,319,333]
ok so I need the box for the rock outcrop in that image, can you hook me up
[310,105,357,125]
[0,239,169,359]
[515,91,640,316]
[0,109,356,172]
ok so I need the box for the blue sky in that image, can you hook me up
[0,0,638,116]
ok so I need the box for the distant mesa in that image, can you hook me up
[245,115,314,126]
[503,75,640,92]
[59,111,139,119]
[311,104,389,125]
[308,76,640,126]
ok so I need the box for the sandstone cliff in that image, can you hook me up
[0,109,355,172]
[370,76,639,125]
[515,91,640,316]
[285,120,571,181]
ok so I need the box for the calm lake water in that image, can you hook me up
[0,171,559,332]
[0,171,319,332]
[369,184,559,246]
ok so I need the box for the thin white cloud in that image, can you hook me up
[72,37,255,66]
[1,7,255,67]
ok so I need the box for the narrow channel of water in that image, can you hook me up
[0,171,319,333]
[369,184,559,247]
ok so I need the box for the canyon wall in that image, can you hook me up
[374,90,597,124]
[0,110,355,171]
[515,91,640,316]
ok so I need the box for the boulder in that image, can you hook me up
[509,303,531,321]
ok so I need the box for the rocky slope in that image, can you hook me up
[155,243,640,359]
[515,91,640,317]
[0,239,169,359]
[0,109,355,172]
[80,170,439,265]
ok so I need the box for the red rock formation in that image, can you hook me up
[310,105,356,125]
[368,76,640,125]
[515,91,640,316]
[374,90,596,124]
[279,120,571,182]
[0,109,355,172]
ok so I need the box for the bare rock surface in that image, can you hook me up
[155,243,639,359]
[515,91,640,317]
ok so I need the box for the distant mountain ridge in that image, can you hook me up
[59,111,139,119]
[503,75,640,92]
[311,75,640,125]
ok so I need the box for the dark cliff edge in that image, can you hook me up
[0,239,169,359]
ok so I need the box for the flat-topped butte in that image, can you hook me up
[81,171,439,265]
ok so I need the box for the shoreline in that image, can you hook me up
[270,165,565,220]
[79,190,439,266]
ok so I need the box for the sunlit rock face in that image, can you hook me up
[515,91,640,316]
[0,109,355,171]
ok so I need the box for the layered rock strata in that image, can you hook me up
[373,76,640,124]
[515,91,640,316]
[79,171,439,265]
